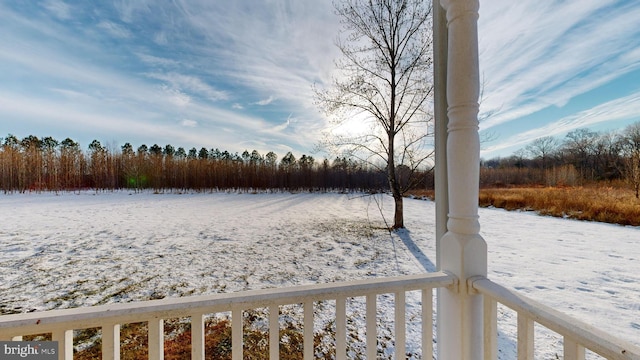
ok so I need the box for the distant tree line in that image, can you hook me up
[481,122,640,197]
[0,134,434,194]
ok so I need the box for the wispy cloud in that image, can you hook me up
[169,1,339,121]
[482,90,640,155]
[266,115,295,134]
[0,1,312,152]
[0,87,295,153]
[135,53,180,68]
[160,85,191,107]
[113,0,153,24]
[479,1,640,130]
[97,21,131,39]
[180,119,198,128]
[2,1,334,155]
[147,72,229,101]
[25,0,640,159]
[255,96,275,106]
[41,0,72,20]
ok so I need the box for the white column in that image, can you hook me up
[437,0,487,359]
[434,0,449,258]
[433,1,449,357]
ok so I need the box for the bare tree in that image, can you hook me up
[315,0,433,229]
[60,138,82,190]
[525,136,559,171]
[41,136,59,191]
[21,135,44,192]
[1,135,20,192]
[618,122,640,198]
[88,139,107,191]
[563,128,598,182]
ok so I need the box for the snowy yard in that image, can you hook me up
[1,191,639,358]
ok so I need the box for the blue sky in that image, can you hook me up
[1,1,640,160]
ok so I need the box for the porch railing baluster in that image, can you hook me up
[4,273,635,360]
[190,314,204,360]
[366,294,377,359]
[102,323,120,360]
[484,297,498,360]
[517,313,534,360]
[472,277,640,360]
[269,305,279,360]
[303,300,314,360]
[564,337,586,360]
[232,308,242,360]
[148,318,164,360]
[422,289,433,359]
[336,295,347,360]
[51,329,72,360]
[395,291,406,358]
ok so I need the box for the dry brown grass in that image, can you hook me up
[69,315,333,360]
[479,186,640,226]
[411,186,640,226]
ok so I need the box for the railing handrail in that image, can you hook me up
[471,276,640,360]
[5,272,638,360]
[0,271,455,338]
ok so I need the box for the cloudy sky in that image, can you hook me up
[2,1,640,159]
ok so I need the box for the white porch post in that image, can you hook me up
[434,0,449,264]
[437,0,487,359]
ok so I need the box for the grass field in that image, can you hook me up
[413,185,640,226]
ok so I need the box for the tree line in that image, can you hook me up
[0,134,426,194]
[480,122,640,197]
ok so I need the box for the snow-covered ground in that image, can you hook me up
[1,191,638,358]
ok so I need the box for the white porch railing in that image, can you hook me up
[2,272,640,359]
[0,272,455,360]
[471,277,640,360]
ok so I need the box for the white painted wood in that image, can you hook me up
[0,273,455,359]
[232,308,242,360]
[303,301,314,360]
[472,278,640,359]
[336,296,347,360]
[366,294,377,359]
[433,13,450,359]
[102,323,121,360]
[51,329,72,360]
[269,305,279,360]
[190,314,204,360]
[148,318,164,360]
[564,337,586,360]
[1,271,638,360]
[437,0,486,359]
[439,0,481,236]
[0,272,454,339]
[395,292,406,359]
[517,314,534,360]
[0,335,21,341]
[484,297,498,360]
[434,0,449,269]
[422,289,433,359]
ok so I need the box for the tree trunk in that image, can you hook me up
[393,193,404,229]
[387,132,404,229]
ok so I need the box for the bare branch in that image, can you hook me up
[315,0,434,229]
